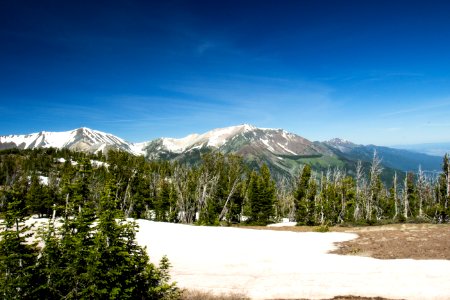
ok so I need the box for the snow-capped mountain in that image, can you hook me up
[142,124,338,179]
[324,138,358,153]
[160,124,256,153]
[143,124,332,159]
[0,127,141,155]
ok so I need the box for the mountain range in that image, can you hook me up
[0,125,444,181]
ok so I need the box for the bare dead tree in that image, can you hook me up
[332,168,346,223]
[196,169,219,220]
[368,150,383,220]
[218,176,239,221]
[417,165,426,218]
[393,172,398,219]
[354,160,364,221]
[173,166,197,224]
[446,159,450,209]
[123,169,137,218]
[318,172,325,224]
[403,172,409,219]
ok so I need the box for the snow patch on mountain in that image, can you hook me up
[162,134,201,152]
[160,124,256,153]
[261,138,275,152]
[277,142,297,155]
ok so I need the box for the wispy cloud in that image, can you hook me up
[422,122,450,128]
[381,99,450,117]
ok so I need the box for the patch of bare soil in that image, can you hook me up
[331,223,450,260]
[238,223,450,260]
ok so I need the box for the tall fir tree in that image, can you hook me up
[294,165,312,225]
[247,164,276,225]
[0,184,40,298]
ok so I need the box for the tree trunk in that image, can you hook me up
[393,172,398,219]
[219,178,239,221]
[403,173,408,219]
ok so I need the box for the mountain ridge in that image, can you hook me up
[0,125,444,180]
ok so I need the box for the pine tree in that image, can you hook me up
[247,164,276,225]
[36,178,179,299]
[436,154,450,222]
[0,184,40,298]
[294,165,312,225]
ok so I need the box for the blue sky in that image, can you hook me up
[1,0,450,145]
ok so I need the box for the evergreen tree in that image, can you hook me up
[436,154,450,222]
[36,178,179,299]
[405,172,418,218]
[247,164,276,225]
[0,184,40,298]
[155,179,173,222]
[294,165,312,225]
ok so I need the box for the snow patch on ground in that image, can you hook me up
[135,221,450,300]
[268,219,296,227]
[90,160,109,168]
[39,176,49,185]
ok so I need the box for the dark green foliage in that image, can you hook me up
[405,172,419,217]
[0,184,40,298]
[0,149,179,299]
[247,164,276,225]
[434,154,450,222]
[294,165,315,225]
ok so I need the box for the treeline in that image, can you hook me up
[0,148,449,226]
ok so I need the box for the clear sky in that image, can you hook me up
[1,0,450,145]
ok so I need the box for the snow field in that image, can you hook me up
[135,220,450,300]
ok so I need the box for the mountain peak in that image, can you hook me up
[326,138,355,146]
[0,127,139,154]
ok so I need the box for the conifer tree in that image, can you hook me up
[37,177,179,299]
[0,184,40,298]
[294,165,312,225]
[436,154,450,222]
[247,164,276,225]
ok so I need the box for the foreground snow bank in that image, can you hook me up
[135,220,450,300]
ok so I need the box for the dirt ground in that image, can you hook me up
[330,223,450,260]
[241,223,450,260]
